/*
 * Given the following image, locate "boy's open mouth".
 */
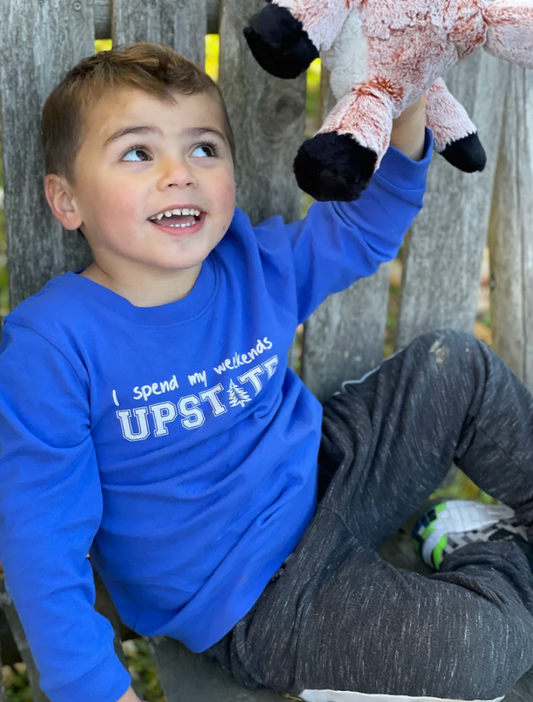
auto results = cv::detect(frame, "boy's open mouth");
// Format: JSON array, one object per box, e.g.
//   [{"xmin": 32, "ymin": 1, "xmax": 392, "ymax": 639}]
[{"xmin": 148, "ymin": 207, "xmax": 203, "ymax": 229}]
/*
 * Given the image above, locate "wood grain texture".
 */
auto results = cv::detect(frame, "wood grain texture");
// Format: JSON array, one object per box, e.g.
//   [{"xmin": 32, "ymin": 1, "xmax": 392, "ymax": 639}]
[
  {"xmin": 396, "ymin": 53, "xmax": 508, "ymax": 348},
  {"xmin": 92, "ymin": 569, "xmax": 130, "ymax": 677},
  {"xmin": 0, "ymin": 0, "xmax": 94, "ymax": 310},
  {"xmin": 504, "ymin": 668, "xmax": 533, "ymax": 702},
  {"xmin": 113, "ymin": 0, "xmax": 206, "ymax": 65},
  {"xmin": 0, "ymin": 571, "xmax": 129, "ymax": 700},
  {"xmin": 0, "ymin": 641, "xmax": 7, "ymax": 702},
  {"xmin": 96, "ymin": 0, "xmax": 220, "ymax": 38},
  {"xmin": 0, "ymin": 577, "xmax": 51, "ymax": 702},
  {"xmin": 302, "ymin": 269, "xmax": 390, "ymax": 401},
  {"xmin": 0, "ymin": 608, "xmax": 18, "ymax": 668},
  {"xmin": 301, "ymin": 71, "xmax": 390, "ymax": 401},
  {"xmin": 488, "ymin": 67, "xmax": 533, "ymax": 392},
  {"xmin": 219, "ymin": 0, "xmax": 306, "ymax": 225},
  {"xmin": 149, "ymin": 637, "xmax": 288, "ymax": 702}
]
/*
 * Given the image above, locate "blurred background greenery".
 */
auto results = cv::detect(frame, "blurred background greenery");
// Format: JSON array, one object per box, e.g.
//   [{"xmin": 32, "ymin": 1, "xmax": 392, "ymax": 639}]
[{"xmin": 0, "ymin": 36, "xmax": 494, "ymax": 701}]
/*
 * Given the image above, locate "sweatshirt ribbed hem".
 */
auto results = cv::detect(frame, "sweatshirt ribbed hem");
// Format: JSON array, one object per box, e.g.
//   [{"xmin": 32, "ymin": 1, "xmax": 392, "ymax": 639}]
[{"xmin": 375, "ymin": 128, "xmax": 433, "ymax": 191}]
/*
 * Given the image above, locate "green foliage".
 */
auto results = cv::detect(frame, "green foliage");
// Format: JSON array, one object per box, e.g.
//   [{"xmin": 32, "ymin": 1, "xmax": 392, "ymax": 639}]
[
  {"xmin": 479, "ymin": 309, "xmax": 491, "ymax": 328},
  {"xmin": 305, "ymin": 59, "xmax": 322, "ymax": 138},
  {"xmin": 1, "ymin": 640, "xmax": 166, "ymax": 702},
  {"xmin": 431, "ymin": 469, "xmax": 498, "ymax": 504},
  {"xmin": 2, "ymin": 664, "xmax": 32, "ymax": 702},
  {"xmin": 95, "ymin": 39, "xmax": 113, "ymax": 53},
  {"xmin": 205, "ymin": 35, "xmax": 219, "ymax": 81},
  {"xmin": 123, "ymin": 639, "xmax": 165, "ymax": 702}
]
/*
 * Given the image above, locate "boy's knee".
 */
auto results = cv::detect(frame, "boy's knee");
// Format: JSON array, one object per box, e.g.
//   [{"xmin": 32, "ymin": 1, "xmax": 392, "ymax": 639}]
[{"xmin": 409, "ymin": 328, "xmax": 483, "ymax": 370}]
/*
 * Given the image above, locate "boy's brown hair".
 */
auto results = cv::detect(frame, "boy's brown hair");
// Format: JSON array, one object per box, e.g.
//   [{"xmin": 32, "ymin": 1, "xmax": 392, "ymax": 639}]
[{"xmin": 41, "ymin": 42, "xmax": 236, "ymax": 183}]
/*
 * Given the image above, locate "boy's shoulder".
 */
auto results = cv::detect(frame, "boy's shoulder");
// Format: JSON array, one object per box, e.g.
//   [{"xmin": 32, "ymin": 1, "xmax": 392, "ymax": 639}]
[
  {"xmin": 1, "ymin": 273, "xmax": 97, "ymax": 383},
  {"xmin": 5, "ymin": 271, "xmax": 94, "ymax": 341},
  {"xmin": 228, "ymin": 206, "xmax": 289, "ymax": 245}
]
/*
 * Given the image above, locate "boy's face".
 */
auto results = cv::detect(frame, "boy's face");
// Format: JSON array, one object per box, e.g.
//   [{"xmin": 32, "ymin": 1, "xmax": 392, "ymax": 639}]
[{"xmin": 55, "ymin": 88, "xmax": 235, "ymax": 281}]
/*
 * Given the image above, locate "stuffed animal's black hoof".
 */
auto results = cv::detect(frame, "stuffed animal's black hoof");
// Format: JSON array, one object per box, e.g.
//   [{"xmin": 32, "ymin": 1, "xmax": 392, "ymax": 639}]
[
  {"xmin": 294, "ymin": 132, "xmax": 378, "ymax": 201},
  {"xmin": 244, "ymin": 3, "xmax": 319, "ymax": 79},
  {"xmin": 441, "ymin": 132, "xmax": 487, "ymax": 173}
]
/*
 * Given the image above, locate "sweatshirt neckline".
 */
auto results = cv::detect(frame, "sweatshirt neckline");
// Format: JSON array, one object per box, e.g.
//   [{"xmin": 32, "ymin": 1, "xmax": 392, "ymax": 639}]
[{"xmin": 58, "ymin": 257, "xmax": 218, "ymax": 326}]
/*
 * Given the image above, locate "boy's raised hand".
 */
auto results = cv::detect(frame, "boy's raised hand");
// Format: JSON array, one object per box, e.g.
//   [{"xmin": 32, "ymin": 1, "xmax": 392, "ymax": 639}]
[{"xmin": 390, "ymin": 93, "xmax": 427, "ymax": 161}]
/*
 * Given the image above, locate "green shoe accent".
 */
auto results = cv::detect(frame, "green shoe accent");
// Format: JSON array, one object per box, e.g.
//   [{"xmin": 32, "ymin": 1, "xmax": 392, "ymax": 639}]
[
  {"xmin": 432, "ymin": 534, "xmax": 448, "ymax": 570},
  {"xmin": 412, "ymin": 500, "xmax": 529, "ymax": 570},
  {"xmin": 422, "ymin": 522, "xmax": 435, "ymax": 540}
]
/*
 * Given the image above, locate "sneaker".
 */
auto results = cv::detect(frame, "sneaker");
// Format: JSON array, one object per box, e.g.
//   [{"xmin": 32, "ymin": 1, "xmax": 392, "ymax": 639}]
[{"xmin": 412, "ymin": 499, "xmax": 529, "ymax": 570}]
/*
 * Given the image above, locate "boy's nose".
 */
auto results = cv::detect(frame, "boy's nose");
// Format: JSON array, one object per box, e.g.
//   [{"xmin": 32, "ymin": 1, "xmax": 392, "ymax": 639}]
[{"xmin": 158, "ymin": 157, "xmax": 198, "ymax": 189}]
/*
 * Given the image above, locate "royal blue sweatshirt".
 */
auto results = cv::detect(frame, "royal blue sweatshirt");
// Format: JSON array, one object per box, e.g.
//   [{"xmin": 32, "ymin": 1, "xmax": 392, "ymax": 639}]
[{"xmin": 0, "ymin": 135, "xmax": 431, "ymax": 702}]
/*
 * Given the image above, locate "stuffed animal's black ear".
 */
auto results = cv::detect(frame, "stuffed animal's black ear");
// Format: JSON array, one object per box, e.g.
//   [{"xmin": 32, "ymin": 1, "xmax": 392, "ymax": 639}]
[
  {"xmin": 244, "ymin": 3, "xmax": 319, "ymax": 79},
  {"xmin": 440, "ymin": 133, "xmax": 487, "ymax": 173}
]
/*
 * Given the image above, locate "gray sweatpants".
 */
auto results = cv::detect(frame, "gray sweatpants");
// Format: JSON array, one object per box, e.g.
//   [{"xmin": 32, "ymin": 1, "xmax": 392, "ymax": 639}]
[{"xmin": 205, "ymin": 330, "xmax": 533, "ymax": 701}]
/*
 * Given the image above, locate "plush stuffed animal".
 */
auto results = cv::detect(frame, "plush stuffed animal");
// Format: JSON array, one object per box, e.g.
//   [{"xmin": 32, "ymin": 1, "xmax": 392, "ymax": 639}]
[{"xmin": 244, "ymin": 0, "xmax": 533, "ymax": 201}]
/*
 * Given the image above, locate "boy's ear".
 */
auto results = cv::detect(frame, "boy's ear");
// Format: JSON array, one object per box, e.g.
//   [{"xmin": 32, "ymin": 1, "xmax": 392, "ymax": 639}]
[{"xmin": 44, "ymin": 174, "xmax": 83, "ymax": 230}]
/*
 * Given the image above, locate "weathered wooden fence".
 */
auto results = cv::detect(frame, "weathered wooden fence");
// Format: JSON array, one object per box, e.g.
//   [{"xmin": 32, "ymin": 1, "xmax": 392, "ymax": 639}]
[{"xmin": 0, "ymin": 0, "xmax": 533, "ymax": 700}]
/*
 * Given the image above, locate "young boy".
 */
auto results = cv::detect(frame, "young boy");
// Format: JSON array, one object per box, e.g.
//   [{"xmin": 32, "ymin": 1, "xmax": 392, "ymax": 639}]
[{"xmin": 0, "ymin": 42, "xmax": 532, "ymax": 702}]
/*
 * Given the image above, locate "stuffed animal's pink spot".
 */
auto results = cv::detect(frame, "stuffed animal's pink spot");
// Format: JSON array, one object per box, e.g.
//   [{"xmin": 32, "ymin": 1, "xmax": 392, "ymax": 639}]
[
  {"xmin": 361, "ymin": 76, "xmax": 405, "ymax": 103},
  {"xmin": 450, "ymin": 12, "xmax": 487, "ymax": 58}
]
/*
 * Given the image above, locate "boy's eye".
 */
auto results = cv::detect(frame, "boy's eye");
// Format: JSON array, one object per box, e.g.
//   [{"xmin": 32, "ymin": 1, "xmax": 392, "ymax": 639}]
[
  {"xmin": 122, "ymin": 147, "xmax": 151, "ymax": 162},
  {"xmin": 192, "ymin": 143, "xmax": 217, "ymax": 158}
]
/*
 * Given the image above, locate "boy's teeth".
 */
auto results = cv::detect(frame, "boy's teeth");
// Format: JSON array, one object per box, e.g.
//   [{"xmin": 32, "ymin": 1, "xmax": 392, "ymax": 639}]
[{"xmin": 149, "ymin": 208, "xmax": 202, "ymax": 221}]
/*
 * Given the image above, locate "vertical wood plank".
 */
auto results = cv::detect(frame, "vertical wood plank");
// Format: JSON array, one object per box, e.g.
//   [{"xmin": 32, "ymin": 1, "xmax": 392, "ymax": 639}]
[
  {"xmin": 302, "ymin": 270, "xmax": 389, "ymax": 401},
  {"xmin": 396, "ymin": 53, "xmax": 508, "ymax": 348},
  {"xmin": 301, "ymin": 70, "xmax": 390, "ymax": 401},
  {"xmin": 92, "ymin": 569, "xmax": 130, "ymax": 674},
  {"xmin": 488, "ymin": 66, "xmax": 533, "ymax": 391},
  {"xmin": 0, "ymin": 0, "xmax": 94, "ymax": 310},
  {"xmin": 113, "ymin": 0, "xmax": 207, "ymax": 65},
  {"xmin": 0, "ymin": 639, "xmax": 7, "ymax": 702},
  {"xmin": 96, "ymin": 0, "xmax": 219, "ymax": 39},
  {"xmin": 503, "ymin": 668, "xmax": 533, "ymax": 702},
  {"xmin": 218, "ymin": 0, "xmax": 306, "ymax": 225},
  {"xmin": 0, "ymin": 578, "xmax": 50, "ymax": 702},
  {"xmin": 0, "ymin": 573, "xmax": 129, "ymax": 702}
]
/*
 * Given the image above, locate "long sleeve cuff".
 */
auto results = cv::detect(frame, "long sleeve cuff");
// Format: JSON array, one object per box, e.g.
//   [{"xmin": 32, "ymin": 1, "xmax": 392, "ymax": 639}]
[
  {"xmin": 46, "ymin": 649, "xmax": 131, "ymax": 702},
  {"xmin": 374, "ymin": 127, "xmax": 433, "ymax": 192}
]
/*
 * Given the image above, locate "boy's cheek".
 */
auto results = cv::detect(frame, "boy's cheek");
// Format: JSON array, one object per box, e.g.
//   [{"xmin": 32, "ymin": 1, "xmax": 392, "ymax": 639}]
[
  {"xmin": 220, "ymin": 180, "xmax": 236, "ymax": 208},
  {"xmin": 215, "ymin": 210, "xmax": 234, "ymax": 241}
]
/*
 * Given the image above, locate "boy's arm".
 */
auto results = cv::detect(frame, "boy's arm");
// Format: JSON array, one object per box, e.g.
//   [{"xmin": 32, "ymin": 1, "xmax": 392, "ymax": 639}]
[
  {"xmin": 253, "ymin": 97, "xmax": 432, "ymax": 325},
  {"xmin": 0, "ymin": 323, "xmax": 131, "ymax": 702},
  {"xmin": 389, "ymin": 94, "xmax": 427, "ymax": 161}
]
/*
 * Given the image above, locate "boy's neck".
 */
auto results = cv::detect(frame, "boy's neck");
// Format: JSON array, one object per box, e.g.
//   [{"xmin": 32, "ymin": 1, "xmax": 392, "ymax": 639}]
[{"xmin": 80, "ymin": 261, "xmax": 202, "ymax": 307}]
